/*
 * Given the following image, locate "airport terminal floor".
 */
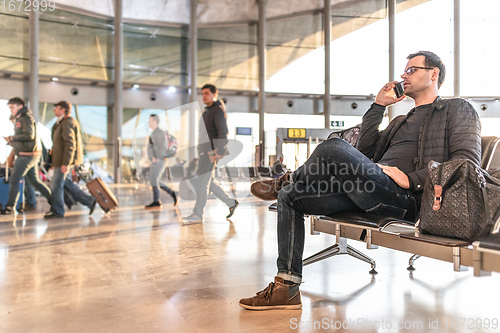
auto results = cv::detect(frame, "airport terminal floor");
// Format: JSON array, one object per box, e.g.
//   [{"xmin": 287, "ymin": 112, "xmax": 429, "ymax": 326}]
[{"xmin": 1, "ymin": 183, "xmax": 500, "ymax": 333}]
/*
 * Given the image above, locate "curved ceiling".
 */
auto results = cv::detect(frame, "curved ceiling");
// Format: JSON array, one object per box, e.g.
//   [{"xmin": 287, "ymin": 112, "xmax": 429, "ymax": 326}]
[{"xmin": 55, "ymin": 0, "xmax": 360, "ymax": 26}]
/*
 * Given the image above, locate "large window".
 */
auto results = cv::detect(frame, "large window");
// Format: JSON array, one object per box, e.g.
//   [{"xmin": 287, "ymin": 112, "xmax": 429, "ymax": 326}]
[
  {"xmin": 197, "ymin": 25, "xmax": 258, "ymax": 90},
  {"xmin": 460, "ymin": 0, "xmax": 500, "ymax": 96},
  {"xmin": 0, "ymin": 13, "xmax": 28, "ymax": 73},
  {"xmin": 124, "ymin": 24, "xmax": 187, "ymax": 86},
  {"xmin": 266, "ymin": 0, "xmax": 459, "ymax": 97},
  {"xmin": 267, "ymin": 0, "xmax": 389, "ymax": 95}
]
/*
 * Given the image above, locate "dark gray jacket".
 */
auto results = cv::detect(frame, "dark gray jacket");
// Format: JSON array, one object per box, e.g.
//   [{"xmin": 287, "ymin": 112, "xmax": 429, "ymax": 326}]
[
  {"xmin": 148, "ymin": 127, "xmax": 167, "ymax": 160},
  {"xmin": 11, "ymin": 107, "xmax": 41, "ymax": 155},
  {"xmin": 357, "ymin": 97, "xmax": 481, "ymax": 192},
  {"xmin": 198, "ymin": 100, "xmax": 228, "ymax": 156}
]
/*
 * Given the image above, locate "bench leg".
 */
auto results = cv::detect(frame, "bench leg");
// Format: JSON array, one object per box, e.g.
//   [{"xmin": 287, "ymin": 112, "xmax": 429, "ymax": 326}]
[
  {"xmin": 472, "ymin": 245, "xmax": 492, "ymax": 277},
  {"xmin": 303, "ymin": 243, "xmax": 343, "ymax": 266},
  {"xmin": 303, "ymin": 237, "xmax": 377, "ymax": 274},
  {"xmin": 453, "ymin": 247, "xmax": 468, "ymax": 272},
  {"xmin": 310, "ymin": 216, "xmax": 320, "ymax": 236},
  {"xmin": 407, "ymin": 254, "xmax": 421, "ymax": 271},
  {"xmin": 346, "ymin": 243, "xmax": 378, "ymax": 275}
]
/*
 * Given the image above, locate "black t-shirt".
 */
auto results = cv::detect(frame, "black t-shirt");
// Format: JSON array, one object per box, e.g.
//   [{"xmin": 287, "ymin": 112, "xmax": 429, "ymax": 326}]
[{"xmin": 378, "ymin": 103, "xmax": 431, "ymax": 174}]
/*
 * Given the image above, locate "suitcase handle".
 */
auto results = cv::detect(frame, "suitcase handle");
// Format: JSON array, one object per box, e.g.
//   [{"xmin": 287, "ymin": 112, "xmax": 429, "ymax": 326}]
[{"xmin": 96, "ymin": 190, "xmax": 108, "ymax": 204}]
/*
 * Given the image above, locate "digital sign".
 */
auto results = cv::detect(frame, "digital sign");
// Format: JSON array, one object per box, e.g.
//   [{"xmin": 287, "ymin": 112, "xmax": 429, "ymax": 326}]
[{"xmin": 288, "ymin": 128, "xmax": 306, "ymax": 138}]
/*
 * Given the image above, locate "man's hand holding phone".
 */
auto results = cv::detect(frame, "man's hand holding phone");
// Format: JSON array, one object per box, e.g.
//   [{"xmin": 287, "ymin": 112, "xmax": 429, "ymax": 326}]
[{"xmin": 374, "ymin": 81, "xmax": 405, "ymax": 107}]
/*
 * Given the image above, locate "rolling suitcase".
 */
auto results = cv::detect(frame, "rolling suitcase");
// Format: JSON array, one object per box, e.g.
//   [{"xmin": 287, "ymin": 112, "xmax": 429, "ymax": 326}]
[
  {"xmin": 86, "ymin": 178, "xmax": 118, "ymax": 213},
  {"xmin": 0, "ymin": 150, "xmax": 24, "ymax": 212}
]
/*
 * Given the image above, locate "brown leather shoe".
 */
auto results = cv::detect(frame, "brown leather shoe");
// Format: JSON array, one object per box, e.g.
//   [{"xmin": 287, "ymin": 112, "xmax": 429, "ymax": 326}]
[
  {"xmin": 239, "ymin": 276, "xmax": 301, "ymax": 310},
  {"xmin": 250, "ymin": 172, "xmax": 291, "ymax": 201}
]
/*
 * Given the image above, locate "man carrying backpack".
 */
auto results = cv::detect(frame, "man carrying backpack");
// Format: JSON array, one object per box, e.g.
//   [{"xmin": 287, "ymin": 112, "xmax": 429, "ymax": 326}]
[{"xmin": 145, "ymin": 114, "xmax": 177, "ymax": 209}]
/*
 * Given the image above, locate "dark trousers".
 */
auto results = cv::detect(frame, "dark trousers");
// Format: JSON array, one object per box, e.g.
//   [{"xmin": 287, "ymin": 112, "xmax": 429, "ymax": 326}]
[
  {"xmin": 276, "ymin": 138, "xmax": 418, "ymax": 284},
  {"xmin": 191, "ymin": 152, "xmax": 235, "ymax": 217}
]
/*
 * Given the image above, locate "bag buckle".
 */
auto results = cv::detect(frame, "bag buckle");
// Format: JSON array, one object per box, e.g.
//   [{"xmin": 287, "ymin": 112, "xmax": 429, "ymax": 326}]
[{"xmin": 433, "ymin": 185, "xmax": 443, "ymax": 211}]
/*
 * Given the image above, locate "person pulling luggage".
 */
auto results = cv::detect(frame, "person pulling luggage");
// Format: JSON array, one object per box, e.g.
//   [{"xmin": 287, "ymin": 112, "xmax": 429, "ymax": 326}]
[{"xmin": 44, "ymin": 101, "xmax": 97, "ymax": 218}]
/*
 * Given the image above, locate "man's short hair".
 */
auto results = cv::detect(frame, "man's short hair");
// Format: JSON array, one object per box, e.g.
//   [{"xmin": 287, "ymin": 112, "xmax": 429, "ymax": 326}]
[
  {"xmin": 149, "ymin": 114, "xmax": 160, "ymax": 124},
  {"xmin": 407, "ymin": 51, "xmax": 446, "ymax": 89},
  {"xmin": 201, "ymin": 84, "xmax": 217, "ymax": 94},
  {"xmin": 54, "ymin": 101, "xmax": 72, "ymax": 115},
  {"xmin": 8, "ymin": 97, "xmax": 25, "ymax": 107}
]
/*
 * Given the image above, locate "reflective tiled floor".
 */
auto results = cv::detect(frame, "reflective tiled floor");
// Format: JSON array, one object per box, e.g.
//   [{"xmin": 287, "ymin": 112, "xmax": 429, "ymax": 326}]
[{"xmin": 1, "ymin": 183, "xmax": 499, "ymax": 333}]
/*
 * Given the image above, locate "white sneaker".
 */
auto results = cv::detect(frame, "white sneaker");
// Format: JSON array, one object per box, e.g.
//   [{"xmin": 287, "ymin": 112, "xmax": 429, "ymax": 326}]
[{"xmin": 183, "ymin": 214, "xmax": 203, "ymax": 225}]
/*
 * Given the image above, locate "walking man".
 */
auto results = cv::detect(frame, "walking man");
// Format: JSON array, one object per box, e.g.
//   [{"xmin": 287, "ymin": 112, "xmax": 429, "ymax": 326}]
[
  {"xmin": 45, "ymin": 101, "xmax": 96, "ymax": 218},
  {"xmin": 183, "ymin": 84, "xmax": 239, "ymax": 224},
  {"xmin": 145, "ymin": 114, "xmax": 177, "ymax": 208},
  {"xmin": 2, "ymin": 97, "xmax": 52, "ymax": 215}
]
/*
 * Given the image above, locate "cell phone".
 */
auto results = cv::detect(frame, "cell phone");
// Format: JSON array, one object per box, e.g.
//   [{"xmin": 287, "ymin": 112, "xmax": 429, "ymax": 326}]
[{"xmin": 394, "ymin": 81, "xmax": 404, "ymax": 98}]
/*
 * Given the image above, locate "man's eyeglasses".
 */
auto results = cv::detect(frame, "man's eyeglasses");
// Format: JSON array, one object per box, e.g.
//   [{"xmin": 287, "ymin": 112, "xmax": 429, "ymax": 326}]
[{"xmin": 403, "ymin": 66, "xmax": 435, "ymax": 76}]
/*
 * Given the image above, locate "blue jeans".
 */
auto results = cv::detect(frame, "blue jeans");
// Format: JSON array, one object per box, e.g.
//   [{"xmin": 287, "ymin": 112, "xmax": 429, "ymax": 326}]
[
  {"xmin": 149, "ymin": 159, "xmax": 174, "ymax": 202},
  {"xmin": 51, "ymin": 167, "xmax": 95, "ymax": 216},
  {"xmin": 24, "ymin": 178, "xmax": 37, "ymax": 207},
  {"xmin": 7, "ymin": 155, "xmax": 51, "ymax": 208},
  {"xmin": 191, "ymin": 152, "xmax": 236, "ymax": 217},
  {"xmin": 276, "ymin": 138, "xmax": 418, "ymax": 284}
]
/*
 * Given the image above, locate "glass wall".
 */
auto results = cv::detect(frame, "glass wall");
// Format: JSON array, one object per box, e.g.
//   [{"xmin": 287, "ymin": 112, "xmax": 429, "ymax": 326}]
[
  {"xmin": 267, "ymin": 0, "xmax": 389, "ymax": 95},
  {"xmin": 1, "ymin": 0, "xmax": 498, "ymax": 98},
  {"xmin": 38, "ymin": 10, "xmax": 114, "ymax": 81},
  {"xmin": 124, "ymin": 24, "xmax": 188, "ymax": 86},
  {"xmin": 0, "ymin": 11, "xmax": 29, "ymax": 73},
  {"xmin": 394, "ymin": 0, "xmax": 454, "ymax": 97},
  {"xmin": 197, "ymin": 25, "xmax": 258, "ymax": 90},
  {"xmin": 460, "ymin": 0, "xmax": 500, "ymax": 96}
]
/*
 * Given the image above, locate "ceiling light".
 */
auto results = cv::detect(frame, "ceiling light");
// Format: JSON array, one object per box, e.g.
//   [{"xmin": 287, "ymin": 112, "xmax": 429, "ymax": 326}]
[
  {"xmin": 51, "ymin": 77, "xmax": 59, "ymax": 82},
  {"xmin": 167, "ymin": 86, "xmax": 176, "ymax": 93},
  {"xmin": 133, "ymin": 84, "xmax": 139, "ymax": 89}
]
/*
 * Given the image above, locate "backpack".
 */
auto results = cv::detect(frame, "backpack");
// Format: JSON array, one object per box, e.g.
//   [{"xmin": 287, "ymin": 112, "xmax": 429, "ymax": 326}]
[{"xmin": 165, "ymin": 132, "xmax": 178, "ymax": 158}]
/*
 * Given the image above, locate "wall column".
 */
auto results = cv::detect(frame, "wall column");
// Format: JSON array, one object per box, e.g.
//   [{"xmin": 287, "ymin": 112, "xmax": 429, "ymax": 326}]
[
  {"xmin": 258, "ymin": 0, "xmax": 267, "ymax": 163},
  {"xmin": 29, "ymin": 11, "xmax": 39, "ymax": 121},
  {"xmin": 454, "ymin": 0, "xmax": 460, "ymax": 97},
  {"xmin": 388, "ymin": 0, "xmax": 396, "ymax": 120},
  {"xmin": 189, "ymin": 0, "xmax": 198, "ymax": 161},
  {"xmin": 324, "ymin": 0, "xmax": 331, "ymax": 129},
  {"xmin": 113, "ymin": 0, "xmax": 123, "ymax": 183}
]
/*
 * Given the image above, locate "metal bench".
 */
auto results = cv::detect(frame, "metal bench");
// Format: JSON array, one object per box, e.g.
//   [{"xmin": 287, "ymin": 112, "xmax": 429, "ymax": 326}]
[{"xmin": 268, "ymin": 136, "xmax": 500, "ymax": 275}]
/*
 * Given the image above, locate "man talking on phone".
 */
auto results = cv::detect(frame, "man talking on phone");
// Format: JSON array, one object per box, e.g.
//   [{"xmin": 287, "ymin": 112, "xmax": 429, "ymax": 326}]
[{"xmin": 241, "ymin": 51, "xmax": 481, "ymax": 310}]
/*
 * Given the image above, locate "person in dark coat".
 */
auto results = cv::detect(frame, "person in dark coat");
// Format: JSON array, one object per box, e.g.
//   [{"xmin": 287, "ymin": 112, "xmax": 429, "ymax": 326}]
[
  {"xmin": 241, "ymin": 51, "xmax": 481, "ymax": 310},
  {"xmin": 2, "ymin": 97, "xmax": 51, "ymax": 215},
  {"xmin": 182, "ymin": 84, "xmax": 238, "ymax": 224}
]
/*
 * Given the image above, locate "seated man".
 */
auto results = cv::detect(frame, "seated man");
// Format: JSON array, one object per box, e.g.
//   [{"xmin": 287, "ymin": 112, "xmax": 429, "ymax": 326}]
[
  {"xmin": 272, "ymin": 156, "xmax": 287, "ymax": 178},
  {"xmin": 241, "ymin": 51, "xmax": 481, "ymax": 310}
]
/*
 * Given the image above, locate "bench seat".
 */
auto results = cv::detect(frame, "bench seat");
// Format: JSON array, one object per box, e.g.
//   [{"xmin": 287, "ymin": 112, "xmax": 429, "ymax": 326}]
[{"xmin": 265, "ymin": 136, "xmax": 500, "ymax": 275}]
